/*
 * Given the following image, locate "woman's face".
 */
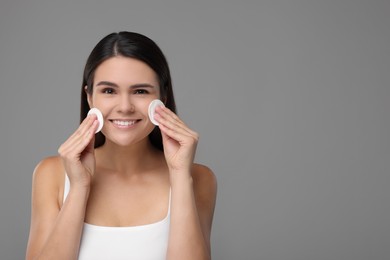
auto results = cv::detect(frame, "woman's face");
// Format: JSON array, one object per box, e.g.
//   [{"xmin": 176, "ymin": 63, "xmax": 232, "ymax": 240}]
[{"xmin": 87, "ymin": 56, "xmax": 160, "ymax": 147}]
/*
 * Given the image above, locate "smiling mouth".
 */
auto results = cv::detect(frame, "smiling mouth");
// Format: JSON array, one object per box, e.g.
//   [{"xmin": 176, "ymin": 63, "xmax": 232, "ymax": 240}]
[{"xmin": 111, "ymin": 120, "xmax": 139, "ymax": 126}]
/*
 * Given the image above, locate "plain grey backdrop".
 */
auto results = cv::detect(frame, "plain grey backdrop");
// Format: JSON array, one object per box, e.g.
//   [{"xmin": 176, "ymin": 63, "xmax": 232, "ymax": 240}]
[{"xmin": 1, "ymin": 0, "xmax": 389, "ymax": 259}]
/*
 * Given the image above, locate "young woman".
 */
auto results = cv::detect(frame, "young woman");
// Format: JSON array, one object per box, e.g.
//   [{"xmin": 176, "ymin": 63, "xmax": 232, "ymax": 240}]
[{"xmin": 26, "ymin": 31, "xmax": 217, "ymax": 260}]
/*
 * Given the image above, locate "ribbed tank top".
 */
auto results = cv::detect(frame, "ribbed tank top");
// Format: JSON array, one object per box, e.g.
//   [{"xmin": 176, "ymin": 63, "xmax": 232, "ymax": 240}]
[{"xmin": 63, "ymin": 175, "xmax": 170, "ymax": 260}]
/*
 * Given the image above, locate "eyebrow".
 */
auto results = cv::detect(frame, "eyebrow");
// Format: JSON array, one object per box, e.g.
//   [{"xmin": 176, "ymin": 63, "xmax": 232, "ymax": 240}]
[{"xmin": 96, "ymin": 81, "xmax": 157, "ymax": 89}]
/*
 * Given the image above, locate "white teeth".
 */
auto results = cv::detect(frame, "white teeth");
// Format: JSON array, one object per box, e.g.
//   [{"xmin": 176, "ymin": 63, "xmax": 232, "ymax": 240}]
[{"xmin": 113, "ymin": 120, "xmax": 136, "ymax": 126}]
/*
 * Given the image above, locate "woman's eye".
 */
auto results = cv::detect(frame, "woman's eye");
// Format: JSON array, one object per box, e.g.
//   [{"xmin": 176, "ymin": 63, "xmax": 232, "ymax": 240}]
[
  {"xmin": 134, "ymin": 89, "xmax": 148, "ymax": 94},
  {"xmin": 103, "ymin": 88, "xmax": 114, "ymax": 94}
]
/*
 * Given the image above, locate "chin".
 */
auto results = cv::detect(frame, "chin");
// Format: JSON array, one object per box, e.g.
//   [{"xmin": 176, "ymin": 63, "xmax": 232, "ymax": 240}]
[
  {"xmin": 106, "ymin": 133, "xmax": 151, "ymax": 147},
  {"xmin": 102, "ymin": 126, "xmax": 155, "ymax": 147}
]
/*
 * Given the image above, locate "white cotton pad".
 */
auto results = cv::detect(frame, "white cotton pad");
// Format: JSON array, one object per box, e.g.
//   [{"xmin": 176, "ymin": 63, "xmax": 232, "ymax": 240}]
[
  {"xmin": 87, "ymin": 108, "xmax": 104, "ymax": 133},
  {"xmin": 148, "ymin": 99, "xmax": 165, "ymax": 126}
]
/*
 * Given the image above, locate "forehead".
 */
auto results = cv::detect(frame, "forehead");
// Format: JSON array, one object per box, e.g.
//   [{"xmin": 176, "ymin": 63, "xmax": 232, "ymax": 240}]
[{"xmin": 94, "ymin": 56, "xmax": 159, "ymax": 87}]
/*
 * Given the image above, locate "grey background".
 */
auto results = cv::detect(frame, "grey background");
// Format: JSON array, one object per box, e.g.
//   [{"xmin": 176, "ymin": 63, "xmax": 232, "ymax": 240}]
[{"xmin": 1, "ymin": 0, "xmax": 389, "ymax": 259}]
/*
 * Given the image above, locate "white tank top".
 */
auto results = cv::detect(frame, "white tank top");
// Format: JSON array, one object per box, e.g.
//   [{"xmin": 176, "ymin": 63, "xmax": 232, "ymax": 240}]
[{"xmin": 64, "ymin": 175, "xmax": 170, "ymax": 260}]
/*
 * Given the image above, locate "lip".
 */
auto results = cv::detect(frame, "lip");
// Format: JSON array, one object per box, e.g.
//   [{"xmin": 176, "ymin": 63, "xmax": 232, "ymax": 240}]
[{"xmin": 109, "ymin": 119, "xmax": 141, "ymax": 129}]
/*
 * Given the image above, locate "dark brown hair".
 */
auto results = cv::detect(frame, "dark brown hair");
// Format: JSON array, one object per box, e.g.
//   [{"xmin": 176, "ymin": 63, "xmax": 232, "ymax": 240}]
[{"xmin": 80, "ymin": 31, "xmax": 176, "ymax": 151}]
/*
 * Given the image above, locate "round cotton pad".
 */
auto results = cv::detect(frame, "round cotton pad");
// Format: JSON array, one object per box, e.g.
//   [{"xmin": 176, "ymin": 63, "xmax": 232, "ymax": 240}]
[
  {"xmin": 87, "ymin": 108, "xmax": 104, "ymax": 133},
  {"xmin": 148, "ymin": 99, "xmax": 165, "ymax": 126}
]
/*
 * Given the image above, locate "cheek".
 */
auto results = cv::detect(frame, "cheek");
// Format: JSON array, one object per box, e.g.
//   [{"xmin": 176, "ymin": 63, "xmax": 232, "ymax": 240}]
[
  {"xmin": 134, "ymin": 99, "xmax": 154, "ymax": 115},
  {"xmin": 89, "ymin": 98, "xmax": 114, "ymax": 118},
  {"xmin": 92, "ymin": 98, "xmax": 109, "ymax": 109}
]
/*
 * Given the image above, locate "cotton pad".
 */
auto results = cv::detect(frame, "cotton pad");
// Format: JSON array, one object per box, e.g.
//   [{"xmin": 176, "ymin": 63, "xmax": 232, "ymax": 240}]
[
  {"xmin": 148, "ymin": 99, "xmax": 165, "ymax": 126},
  {"xmin": 87, "ymin": 108, "xmax": 104, "ymax": 133}
]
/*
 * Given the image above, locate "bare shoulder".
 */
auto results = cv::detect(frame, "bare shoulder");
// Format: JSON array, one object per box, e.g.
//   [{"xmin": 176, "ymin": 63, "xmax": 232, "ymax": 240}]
[
  {"xmin": 33, "ymin": 156, "xmax": 63, "ymax": 182},
  {"xmin": 191, "ymin": 163, "xmax": 217, "ymax": 240},
  {"xmin": 191, "ymin": 163, "xmax": 217, "ymax": 190},
  {"xmin": 32, "ymin": 156, "xmax": 64, "ymax": 205},
  {"xmin": 191, "ymin": 163, "xmax": 217, "ymax": 206},
  {"xmin": 26, "ymin": 157, "xmax": 65, "ymax": 259}
]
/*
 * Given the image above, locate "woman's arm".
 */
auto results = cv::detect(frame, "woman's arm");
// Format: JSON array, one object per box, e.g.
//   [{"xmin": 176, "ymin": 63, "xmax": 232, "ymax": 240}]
[
  {"xmin": 25, "ymin": 157, "xmax": 90, "ymax": 260},
  {"xmin": 168, "ymin": 164, "xmax": 217, "ymax": 260},
  {"xmin": 154, "ymin": 106, "xmax": 217, "ymax": 260},
  {"xmin": 26, "ymin": 114, "xmax": 98, "ymax": 260}
]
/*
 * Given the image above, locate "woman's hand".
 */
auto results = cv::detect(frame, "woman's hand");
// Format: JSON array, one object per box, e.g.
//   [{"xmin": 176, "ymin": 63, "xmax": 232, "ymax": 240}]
[
  {"xmin": 154, "ymin": 106, "xmax": 199, "ymax": 175},
  {"xmin": 57, "ymin": 114, "xmax": 99, "ymax": 188}
]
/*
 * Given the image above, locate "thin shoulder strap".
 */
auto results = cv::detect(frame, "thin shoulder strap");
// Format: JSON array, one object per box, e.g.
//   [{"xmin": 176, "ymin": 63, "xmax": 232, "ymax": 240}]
[
  {"xmin": 167, "ymin": 188, "xmax": 172, "ymax": 215},
  {"xmin": 63, "ymin": 173, "xmax": 70, "ymax": 203}
]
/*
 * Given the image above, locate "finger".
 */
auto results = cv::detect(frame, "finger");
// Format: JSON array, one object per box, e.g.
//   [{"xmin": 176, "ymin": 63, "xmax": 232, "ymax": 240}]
[
  {"xmin": 155, "ymin": 113, "xmax": 194, "ymax": 141},
  {"xmin": 156, "ymin": 106, "xmax": 190, "ymax": 130},
  {"xmin": 58, "ymin": 117, "xmax": 98, "ymax": 157},
  {"xmin": 68, "ymin": 114, "xmax": 98, "ymax": 140},
  {"xmin": 155, "ymin": 107, "xmax": 198, "ymax": 136},
  {"xmin": 158, "ymin": 120, "xmax": 199, "ymax": 145},
  {"xmin": 65, "ymin": 118, "xmax": 97, "ymax": 150},
  {"xmin": 60, "ymin": 116, "xmax": 96, "ymax": 152},
  {"xmin": 157, "ymin": 106, "xmax": 182, "ymax": 123},
  {"xmin": 70, "ymin": 121, "xmax": 97, "ymax": 152},
  {"xmin": 157, "ymin": 116, "xmax": 198, "ymax": 145},
  {"xmin": 84, "ymin": 124, "xmax": 97, "ymax": 153},
  {"xmin": 61, "ymin": 117, "xmax": 93, "ymax": 153},
  {"xmin": 59, "ymin": 128, "xmax": 95, "ymax": 159}
]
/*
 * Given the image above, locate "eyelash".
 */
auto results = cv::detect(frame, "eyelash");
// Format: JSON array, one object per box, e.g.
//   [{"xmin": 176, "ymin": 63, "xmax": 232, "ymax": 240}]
[
  {"xmin": 134, "ymin": 89, "xmax": 149, "ymax": 94},
  {"xmin": 102, "ymin": 88, "xmax": 115, "ymax": 94},
  {"xmin": 101, "ymin": 88, "xmax": 149, "ymax": 95}
]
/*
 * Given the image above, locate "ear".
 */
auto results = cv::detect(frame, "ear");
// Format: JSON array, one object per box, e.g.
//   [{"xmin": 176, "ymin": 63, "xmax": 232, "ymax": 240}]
[{"xmin": 85, "ymin": 85, "xmax": 93, "ymax": 108}]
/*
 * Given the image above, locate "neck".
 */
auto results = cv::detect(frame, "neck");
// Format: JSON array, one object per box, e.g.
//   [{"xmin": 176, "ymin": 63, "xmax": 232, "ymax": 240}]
[{"xmin": 96, "ymin": 139, "xmax": 163, "ymax": 175}]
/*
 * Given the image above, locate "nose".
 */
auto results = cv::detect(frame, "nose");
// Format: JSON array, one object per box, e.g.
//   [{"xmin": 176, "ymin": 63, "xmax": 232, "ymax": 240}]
[{"xmin": 117, "ymin": 94, "xmax": 135, "ymax": 113}]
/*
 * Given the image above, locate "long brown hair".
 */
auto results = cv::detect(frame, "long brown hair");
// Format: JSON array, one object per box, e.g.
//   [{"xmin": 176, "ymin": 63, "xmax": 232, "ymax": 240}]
[{"xmin": 80, "ymin": 31, "xmax": 176, "ymax": 151}]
